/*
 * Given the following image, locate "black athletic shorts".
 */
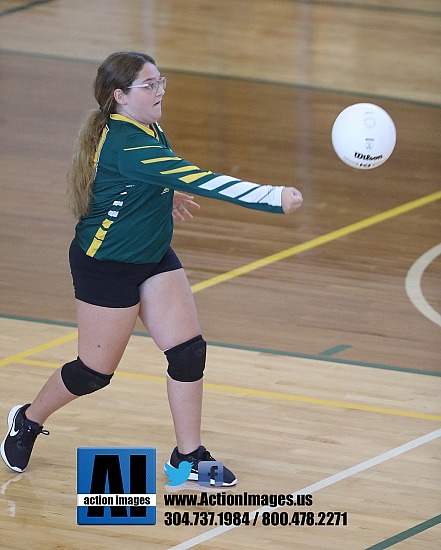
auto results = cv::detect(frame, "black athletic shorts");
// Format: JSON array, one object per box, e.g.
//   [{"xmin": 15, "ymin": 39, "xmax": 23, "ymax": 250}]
[{"xmin": 69, "ymin": 238, "xmax": 182, "ymax": 308}]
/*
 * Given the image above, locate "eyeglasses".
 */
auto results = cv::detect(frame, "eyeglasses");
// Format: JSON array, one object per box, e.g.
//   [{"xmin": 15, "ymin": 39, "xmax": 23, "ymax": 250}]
[{"xmin": 127, "ymin": 76, "xmax": 167, "ymax": 95}]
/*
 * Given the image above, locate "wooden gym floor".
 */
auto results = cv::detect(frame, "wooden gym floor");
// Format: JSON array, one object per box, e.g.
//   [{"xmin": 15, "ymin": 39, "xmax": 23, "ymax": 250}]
[{"xmin": 0, "ymin": 1, "xmax": 440, "ymax": 549}]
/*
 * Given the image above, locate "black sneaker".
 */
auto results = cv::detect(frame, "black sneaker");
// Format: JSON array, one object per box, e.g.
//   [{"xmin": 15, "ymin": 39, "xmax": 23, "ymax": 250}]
[
  {"xmin": 0, "ymin": 404, "xmax": 49, "ymax": 473},
  {"xmin": 167, "ymin": 445, "xmax": 237, "ymax": 486}
]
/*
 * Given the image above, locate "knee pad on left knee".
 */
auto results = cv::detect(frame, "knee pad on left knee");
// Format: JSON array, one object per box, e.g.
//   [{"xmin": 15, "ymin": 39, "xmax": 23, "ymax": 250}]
[
  {"xmin": 61, "ymin": 357, "xmax": 113, "ymax": 396},
  {"xmin": 165, "ymin": 335, "xmax": 206, "ymax": 382}
]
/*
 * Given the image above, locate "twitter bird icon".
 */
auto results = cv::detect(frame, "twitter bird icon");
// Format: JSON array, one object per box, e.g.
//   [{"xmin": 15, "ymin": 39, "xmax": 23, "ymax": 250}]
[{"xmin": 164, "ymin": 461, "xmax": 193, "ymax": 486}]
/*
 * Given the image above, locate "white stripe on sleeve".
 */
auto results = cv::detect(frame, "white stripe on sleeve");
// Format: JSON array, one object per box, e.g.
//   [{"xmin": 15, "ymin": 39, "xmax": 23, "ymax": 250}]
[
  {"xmin": 198, "ymin": 175, "xmax": 239, "ymax": 191},
  {"xmin": 218, "ymin": 181, "xmax": 259, "ymax": 198},
  {"xmin": 238, "ymin": 185, "xmax": 283, "ymax": 207}
]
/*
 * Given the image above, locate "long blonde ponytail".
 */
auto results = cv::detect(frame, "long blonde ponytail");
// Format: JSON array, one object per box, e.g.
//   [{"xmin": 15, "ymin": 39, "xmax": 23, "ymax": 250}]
[
  {"xmin": 66, "ymin": 51, "xmax": 156, "ymax": 220},
  {"xmin": 67, "ymin": 109, "xmax": 107, "ymax": 219}
]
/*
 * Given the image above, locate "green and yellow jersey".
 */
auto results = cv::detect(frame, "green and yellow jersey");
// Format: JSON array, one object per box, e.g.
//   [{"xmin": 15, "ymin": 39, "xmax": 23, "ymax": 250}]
[{"xmin": 75, "ymin": 114, "xmax": 284, "ymax": 263}]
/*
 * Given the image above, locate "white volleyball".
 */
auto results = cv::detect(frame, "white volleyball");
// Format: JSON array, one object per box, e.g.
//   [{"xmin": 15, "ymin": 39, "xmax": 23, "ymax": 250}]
[{"xmin": 332, "ymin": 103, "xmax": 396, "ymax": 169}]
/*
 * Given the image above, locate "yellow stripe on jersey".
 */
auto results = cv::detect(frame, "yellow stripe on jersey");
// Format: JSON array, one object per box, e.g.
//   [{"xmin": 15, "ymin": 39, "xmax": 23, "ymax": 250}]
[
  {"xmin": 86, "ymin": 219, "xmax": 114, "ymax": 257},
  {"xmin": 179, "ymin": 171, "xmax": 213, "ymax": 184},
  {"xmin": 141, "ymin": 156, "xmax": 181, "ymax": 164},
  {"xmin": 86, "ymin": 237, "xmax": 103, "ymax": 257},
  {"xmin": 110, "ymin": 114, "xmax": 157, "ymax": 137},
  {"xmin": 93, "ymin": 125, "xmax": 109, "ymax": 167},
  {"xmin": 95, "ymin": 228, "xmax": 107, "ymax": 241},
  {"xmin": 124, "ymin": 145, "xmax": 163, "ymax": 151},
  {"xmin": 160, "ymin": 165, "xmax": 200, "ymax": 175},
  {"xmin": 102, "ymin": 218, "xmax": 114, "ymax": 229}
]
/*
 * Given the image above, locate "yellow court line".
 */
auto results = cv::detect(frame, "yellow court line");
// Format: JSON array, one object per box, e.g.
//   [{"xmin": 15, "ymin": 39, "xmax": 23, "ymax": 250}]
[
  {"xmin": 204, "ymin": 382, "xmax": 441, "ymax": 422},
  {"xmin": 10, "ymin": 359, "xmax": 441, "ymax": 422},
  {"xmin": 0, "ymin": 331, "xmax": 78, "ymax": 368},
  {"xmin": 1, "ymin": 191, "xmax": 440, "ymax": 393},
  {"xmin": 1, "ymin": 190, "xmax": 439, "ymax": 365},
  {"xmin": 191, "ymin": 190, "xmax": 441, "ymax": 293}
]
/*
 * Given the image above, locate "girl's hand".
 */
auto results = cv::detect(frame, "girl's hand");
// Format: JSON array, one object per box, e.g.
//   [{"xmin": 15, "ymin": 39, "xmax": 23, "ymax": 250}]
[
  {"xmin": 281, "ymin": 187, "xmax": 303, "ymax": 214},
  {"xmin": 172, "ymin": 191, "xmax": 201, "ymax": 221}
]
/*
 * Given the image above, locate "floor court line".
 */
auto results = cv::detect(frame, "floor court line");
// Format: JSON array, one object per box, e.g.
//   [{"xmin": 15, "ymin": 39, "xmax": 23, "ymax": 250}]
[
  {"xmin": 0, "ymin": 0, "xmax": 57, "ymax": 18},
  {"xmin": 2, "ymin": 49, "xmax": 440, "ymax": 110},
  {"xmin": 365, "ymin": 513, "xmax": 441, "ymax": 550},
  {"xmin": 6, "ymin": 358, "xmax": 441, "ymax": 422},
  {"xmin": 191, "ymin": 190, "xmax": 441, "ymax": 293},
  {"xmin": 0, "ymin": 330, "xmax": 78, "ymax": 368},
  {"xmin": 2, "ymin": 314, "xmax": 440, "ymax": 377},
  {"xmin": 405, "ymin": 243, "xmax": 441, "ymax": 328},
  {"xmin": 167, "ymin": 428, "xmax": 441, "ymax": 550},
  {"xmin": 1, "ymin": 192, "xmax": 440, "ymax": 370},
  {"xmin": 3, "ymin": 313, "xmax": 440, "ymax": 378}
]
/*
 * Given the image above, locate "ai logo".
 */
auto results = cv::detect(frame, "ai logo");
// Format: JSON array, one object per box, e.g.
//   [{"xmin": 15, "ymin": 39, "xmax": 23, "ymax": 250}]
[{"xmin": 77, "ymin": 448, "xmax": 156, "ymax": 525}]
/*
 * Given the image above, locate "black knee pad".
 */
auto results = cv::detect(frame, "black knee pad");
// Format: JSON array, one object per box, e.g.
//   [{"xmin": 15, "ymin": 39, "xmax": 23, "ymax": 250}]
[
  {"xmin": 165, "ymin": 335, "xmax": 206, "ymax": 382},
  {"xmin": 61, "ymin": 357, "xmax": 113, "ymax": 396}
]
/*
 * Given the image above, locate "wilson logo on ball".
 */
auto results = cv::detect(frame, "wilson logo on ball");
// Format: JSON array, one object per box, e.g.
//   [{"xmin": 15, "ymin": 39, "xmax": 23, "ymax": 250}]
[
  {"xmin": 354, "ymin": 152, "xmax": 383, "ymax": 161},
  {"xmin": 332, "ymin": 103, "xmax": 396, "ymax": 170}
]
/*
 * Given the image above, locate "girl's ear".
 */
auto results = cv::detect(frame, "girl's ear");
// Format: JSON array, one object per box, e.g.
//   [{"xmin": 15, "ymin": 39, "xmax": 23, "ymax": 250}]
[{"xmin": 113, "ymin": 89, "xmax": 127, "ymax": 105}]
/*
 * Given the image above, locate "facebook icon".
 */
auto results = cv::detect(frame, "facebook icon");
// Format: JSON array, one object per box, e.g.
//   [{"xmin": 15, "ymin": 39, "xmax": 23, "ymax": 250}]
[{"xmin": 198, "ymin": 461, "xmax": 224, "ymax": 487}]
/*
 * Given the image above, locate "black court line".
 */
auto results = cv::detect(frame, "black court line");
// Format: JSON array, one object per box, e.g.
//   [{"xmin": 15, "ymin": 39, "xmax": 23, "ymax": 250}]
[
  {"xmin": 364, "ymin": 514, "xmax": 441, "ymax": 550},
  {"xmin": 1, "ymin": 48, "xmax": 440, "ymax": 110},
  {"xmin": 1, "ymin": 313, "xmax": 440, "ymax": 378},
  {"xmin": 292, "ymin": 0, "xmax": 441, "ymax": 18},
  {"xmin": 1, "ymin": 0, "xmax": 439, "ymax": 20},
  {"xmin": 0, "ymin": 0, "xmax": 58, "ymax": 18}
]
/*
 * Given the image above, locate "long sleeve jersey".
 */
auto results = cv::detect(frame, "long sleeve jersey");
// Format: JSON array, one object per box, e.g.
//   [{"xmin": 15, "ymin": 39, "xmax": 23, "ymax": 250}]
[{"xmin": 75, "ymin": 114, "xmax": 284, "ymax": 263}]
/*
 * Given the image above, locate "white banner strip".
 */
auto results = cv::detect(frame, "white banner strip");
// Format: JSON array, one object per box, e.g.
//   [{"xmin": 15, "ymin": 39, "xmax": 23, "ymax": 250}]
[{"xmin": 77, "ymin": 494, "xmax": 156, "ymax": 507}]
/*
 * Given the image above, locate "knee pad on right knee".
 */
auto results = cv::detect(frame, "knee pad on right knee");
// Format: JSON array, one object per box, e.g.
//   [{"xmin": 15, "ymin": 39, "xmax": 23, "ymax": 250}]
[
  {"xmin": 61, "ymin": 357, "xmax": 113, "ymax": 396},
  {"xmin": 165, "ymin": 335, "xmax": 206, "ymax": 382}
]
